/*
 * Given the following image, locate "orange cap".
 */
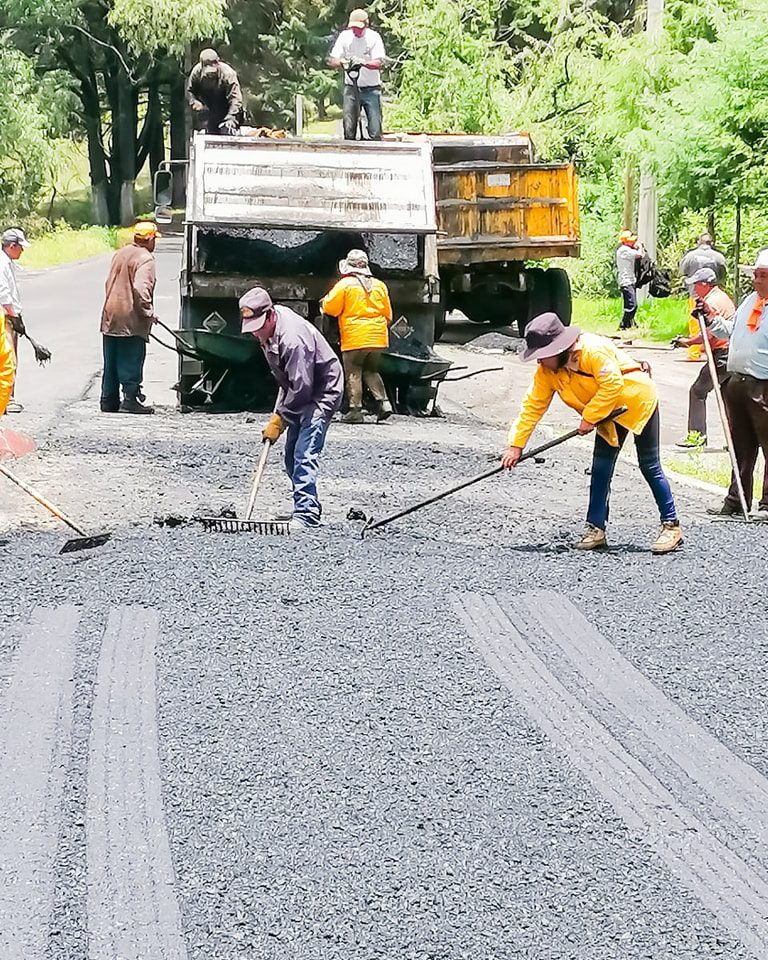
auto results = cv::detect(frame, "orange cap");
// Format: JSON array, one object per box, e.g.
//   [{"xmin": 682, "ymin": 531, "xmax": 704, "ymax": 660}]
[
  {"xmin": 134, "ymin": 221, "xmax": 159, "ymax": 240},
  {"xmin": 619, "ymin": 229, "xmax": 637, "ymax": 244}
]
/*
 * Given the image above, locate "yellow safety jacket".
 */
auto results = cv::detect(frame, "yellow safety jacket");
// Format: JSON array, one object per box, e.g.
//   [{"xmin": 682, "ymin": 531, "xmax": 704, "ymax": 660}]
[
  {"xmin": 321, "ymin": 276, "xmax": 392, "ymax": 352},
  {"xmin": 508, "ymin": 333, "xmax": 658, "ymax": 449}
]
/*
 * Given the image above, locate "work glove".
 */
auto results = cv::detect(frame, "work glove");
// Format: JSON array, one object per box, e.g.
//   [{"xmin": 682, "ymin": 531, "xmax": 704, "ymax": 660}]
[
  {"xmin": 671, "ymin": 335, "xmax": 686, "ymax": 349},
  {"xmin": 8, "ymin": 314, "xmax": 25, "ymax": 336},
  {"xmin": 218, "ymin": 119, "xmax": 237, "ymax": 136},
  {"xmin": 262, "ymin": 413, "xmax": 286, "ymax": 443}
]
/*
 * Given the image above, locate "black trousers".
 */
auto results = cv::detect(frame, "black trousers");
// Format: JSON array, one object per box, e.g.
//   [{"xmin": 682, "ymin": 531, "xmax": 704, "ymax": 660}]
[
  {"xmin": 688, "ymin": 348, "xmax": 729, "ymax": 435},
  {"xmin": 724, "ymin": 373, "xmax": 768, "ymax": 511},
  {"xmin": 101, "ymin": 335, "xmax": 146, "ymax": 408},
  {"xmin": 619, "ymin": 285, "xmax": 638, "ymax": 329}
]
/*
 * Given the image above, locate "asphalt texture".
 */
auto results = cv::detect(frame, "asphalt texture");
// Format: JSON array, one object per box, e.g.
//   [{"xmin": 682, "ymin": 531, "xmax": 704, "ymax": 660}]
[{"xmin": 2, "ymin": 250, "xmax": 768, "ymax": 957}]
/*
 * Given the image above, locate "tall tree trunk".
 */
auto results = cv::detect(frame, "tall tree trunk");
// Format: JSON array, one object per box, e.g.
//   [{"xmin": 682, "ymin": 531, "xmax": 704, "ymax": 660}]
[
  {"xmin": 623, "ymin": 162, "xmax": 634, "ymax": 230},
  {"xmin": 734, "ymin": 196, "xmax": 742, "ymax": 303},
  {"xmin": 169, "ymin": 67, "xmax": 189, "ymax": 207},
  {"xmin": 707, "ymin": 207, "xmax": 716, "ymax": 241},
  {"xmin": 117, "ymin": 70, "xmax": 137, "ymax": 225}
]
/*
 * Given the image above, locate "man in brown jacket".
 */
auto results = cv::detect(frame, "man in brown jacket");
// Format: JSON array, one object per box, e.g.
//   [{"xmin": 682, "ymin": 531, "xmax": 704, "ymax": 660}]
[{"xmin": 100, "ymin": 222, "xmax": 158, "ymax": 414}]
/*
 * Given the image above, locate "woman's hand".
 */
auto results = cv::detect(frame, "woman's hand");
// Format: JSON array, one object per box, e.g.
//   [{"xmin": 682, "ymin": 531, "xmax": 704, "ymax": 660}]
[
  {"xmin": 501, "ymin": 446, "xmax": 523, "ymax": 469},
  {"xmin": 578, "ymin": 419, "xmax": 597, "ymax": 435}
]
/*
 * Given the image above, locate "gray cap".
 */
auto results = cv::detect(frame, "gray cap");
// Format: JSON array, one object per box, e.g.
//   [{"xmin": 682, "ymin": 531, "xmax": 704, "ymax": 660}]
[
  {"xmin": 199, "ymin": 48, "xmax": 220, "ymax": 65},
  {"xmin": 1, "ymin": 227, "xmax": 29, "ymax": 248},
  {"xmin": 239, "ymin": 287, "xmax": 274, "ymax": 333},
  {"xmin": 688, "ymin": 267, "xmax": 717, "ymax": 286}
]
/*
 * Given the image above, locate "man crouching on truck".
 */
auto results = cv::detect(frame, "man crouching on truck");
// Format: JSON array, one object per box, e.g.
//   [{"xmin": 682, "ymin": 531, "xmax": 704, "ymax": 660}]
[{"xmin": 240, "ymin": 287, "xmax": 344, "ymax": 531}]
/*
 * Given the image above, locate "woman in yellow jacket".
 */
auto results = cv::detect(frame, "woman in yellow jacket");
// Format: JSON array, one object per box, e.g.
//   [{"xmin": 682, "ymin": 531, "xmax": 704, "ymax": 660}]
[
  {"xmin": 502, "ymin": 312, "xmax": 682, "ymax": 553},
  {"xmin": 321, "ymin": 249, "xmax": 393, "ymax": 424}
]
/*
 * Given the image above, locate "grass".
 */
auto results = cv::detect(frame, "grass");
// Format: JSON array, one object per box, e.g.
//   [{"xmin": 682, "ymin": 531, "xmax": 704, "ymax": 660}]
[
  {"xmin": 574, "ymin": 296, "xmax": 690, "ymax": 343},
  {"xmin": 665, "ymin": 451, "xmax": 765, "ymax": 497},
  {"xmin": 22, "ymin": 226, "xmax": 119, "ymax": 269}
]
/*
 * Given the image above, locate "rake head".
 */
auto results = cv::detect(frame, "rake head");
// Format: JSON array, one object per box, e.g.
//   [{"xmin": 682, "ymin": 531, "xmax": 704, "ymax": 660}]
[
  {"xmin": 195, "ymin": 516, "xmax": 291, "ymax": 535},
  {"xmin": 60, "ymin": 532, "xmax": 112, "ymax": 554}
]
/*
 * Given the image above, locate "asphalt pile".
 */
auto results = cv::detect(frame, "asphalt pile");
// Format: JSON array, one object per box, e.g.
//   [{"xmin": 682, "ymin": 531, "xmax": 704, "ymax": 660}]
[{"xmin": 2, "ymin": 394, "xmax": 766, "ymax": 959}]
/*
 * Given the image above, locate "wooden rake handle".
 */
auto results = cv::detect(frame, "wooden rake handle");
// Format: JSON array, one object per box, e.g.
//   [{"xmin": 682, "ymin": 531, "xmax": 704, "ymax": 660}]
[{"xmin": 0, "ymin": 461, "xmax": 88, "ymax": 536}]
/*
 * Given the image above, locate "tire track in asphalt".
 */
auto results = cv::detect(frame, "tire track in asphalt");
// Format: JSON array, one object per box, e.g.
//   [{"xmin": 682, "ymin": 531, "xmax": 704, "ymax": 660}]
[
  {"xmin": 87, "ymin": 607, "xmax": 188, "ymax": 960},
  {"xmin": 0, "ymin": 605, "xmax": 79, "ymax": 959},
  {"xmin": 505, "ymin": 590, "xmax": 768, "ymax": 871},
  {"xmin": 453, "ymin": 592, "xmax": 768, "ymax": 959}
]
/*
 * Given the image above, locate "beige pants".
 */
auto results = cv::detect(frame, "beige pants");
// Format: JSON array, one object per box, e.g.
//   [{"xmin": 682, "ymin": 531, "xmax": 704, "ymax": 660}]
[{"xmin": 342, "ymin": 348, "xmax": 387, "ymax": 409}]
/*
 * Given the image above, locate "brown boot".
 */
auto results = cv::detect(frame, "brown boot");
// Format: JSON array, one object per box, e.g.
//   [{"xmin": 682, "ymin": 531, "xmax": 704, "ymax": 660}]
[
  {"xmin": 652, "ymin": 521, "xmax": 683, "ymax": 554},
  {"xmin": 574, "ymin": 524, "xmax": 607, "ymax": 551}
]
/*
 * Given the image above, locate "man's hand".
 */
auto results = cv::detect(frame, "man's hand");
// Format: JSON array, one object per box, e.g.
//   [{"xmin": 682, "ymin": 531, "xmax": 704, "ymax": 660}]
[
  {"xmin": 578, "ymin": 418, "xmax": 596, "ymax": 435},
  {"xmin": 218, "ymin": 119, "xmax": 237, "ymax": 136},
  {"xmin": 262, "ymin": 413, "xmax": 286, "ymax": 443},
  {"xmin": 191, "ymin": 101, "xmax": 204, "ymax": 112},
  {"xmin": 501, "ymin": 445, "xmax": 523, "ymax": 469},
  {"xmin": 8, "ymin": 315, "xmax": 25, "ymax": 337},
  {"xmin": 671, "ymin": 335, "xmax": 690, "ymax": 348}
]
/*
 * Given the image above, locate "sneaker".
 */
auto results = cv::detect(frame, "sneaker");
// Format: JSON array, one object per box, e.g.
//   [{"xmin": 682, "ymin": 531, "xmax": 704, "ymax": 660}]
[
  {"xmin": 119, "ymin": 398, "xmax": 155, "ymax": 414},
  {"xmin": 675, "ymin": 431, "xmax": 707, "ymax": 449},
  {"xmin": 273, "ymin": 510, "xmax": 294, "ymax": 521},
  {"xmin": 341, "ymin": 408, "xmax": 364, "ymax": 424},
  {"xmin": 376, "ymin": 399, "xmax": 393, "ymax": 422},
  {"xmin": 751, "ymin": 508, "xmax": 768, "ymax": 522},
  {"xmin": 706, "ymin": 500, "xmax": 740, "ymax": 516},
  {"xmin": 289, "ymin": 517, "xmax": 318, "ymax": 534},
  {"xmin": 6, "ymin": 400, "xmax": 23, "ymax": 414},
  {"xmin": 652, "ymin": 521, "xmax": 683, "ymax": 554},
  {"xmin": 574, "ymin": 524, "xmax": 607, "ymax": 551}
]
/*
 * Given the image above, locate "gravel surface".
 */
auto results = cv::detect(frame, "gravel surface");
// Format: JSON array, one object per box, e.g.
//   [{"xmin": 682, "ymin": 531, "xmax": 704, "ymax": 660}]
[
  {"xmin": 463, "ymin": 331, "xmax": 522, "ymax": 353},
  {"xmin": 2, "ymin": 382, "xmax": 768, "ymax": 959}
]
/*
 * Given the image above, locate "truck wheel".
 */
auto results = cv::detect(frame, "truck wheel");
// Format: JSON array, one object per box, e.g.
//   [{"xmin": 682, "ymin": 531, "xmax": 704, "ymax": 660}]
[
  {"xmin": 521, "ymin": 268, "xmax": 548, "ymax": 336},
  {"xmin": 434, "ymin": 309, "xmax": 447, "ymax": 341},
  {"xmin": 546, "ymin": 267, "xmax": 572, "ymax": 327}
]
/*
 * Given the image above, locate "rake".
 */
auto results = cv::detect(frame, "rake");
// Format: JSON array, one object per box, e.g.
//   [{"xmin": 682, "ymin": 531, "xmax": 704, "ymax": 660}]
[{"xmin": 194, "ymin": 436, "xmax": 291, "ymax": 535}]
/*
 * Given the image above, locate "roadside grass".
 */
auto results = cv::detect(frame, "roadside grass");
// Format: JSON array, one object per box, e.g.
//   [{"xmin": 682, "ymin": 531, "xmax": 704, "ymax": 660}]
[
  {"xmin": 665, "ymin": 450, "xmax": 765, "ymax": 496},
  {"xmin": 574, "ymin": 296, "xmax": 690, "ymax": 343},
  {"xmin": 21, "ymin": 224, "xmax": 139, "ymax": 270}
]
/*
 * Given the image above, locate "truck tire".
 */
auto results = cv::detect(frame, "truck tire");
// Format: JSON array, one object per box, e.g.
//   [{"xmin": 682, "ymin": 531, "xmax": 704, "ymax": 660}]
[
  {"xmin": 546, "ymin": 267, "xmax": 572, "ymax": 327},
  {"xmin": 434, "ymin": 308, "xmax": 447, "ymax": 341},
  {"xmin": 521, "ymin": 267, "xmax": 572, "ymax": 336}
]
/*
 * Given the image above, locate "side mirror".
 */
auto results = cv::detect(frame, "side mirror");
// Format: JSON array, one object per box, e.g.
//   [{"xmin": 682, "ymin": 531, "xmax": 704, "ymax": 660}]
[{"xmin": 153, "ymin": 169, "xmax": 173, "ymax": 224}]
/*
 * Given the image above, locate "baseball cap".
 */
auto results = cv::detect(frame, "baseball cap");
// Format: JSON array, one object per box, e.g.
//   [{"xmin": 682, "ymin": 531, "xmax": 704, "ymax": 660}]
[
  {"xmin": 689, "ymin": 267, "xmax": 717, "ymax": 286},
  {"xmin": 348, "ymin": 8, "xmax": 369, "ymax": 27},
  {"xmin": 619, "ymin": 229, "xmax": 636, "ymax": 244},
  {"xmin": 754, "ymin": 249, "xmax": 768, "ymax": 270},
  {"xmin": 1, "ymin": 228, "xmax": 29, "ymax": 248},
  {"xmin": 134, "ymin": 221, "xmax": 159, "ymax": 240},
  {"xmin": 199, "ymin": 48, "xmax": 220, "ymax": 65},
  {"xmin": 239, "ymin": 287, "xmax": 273, "ymax": 333}
]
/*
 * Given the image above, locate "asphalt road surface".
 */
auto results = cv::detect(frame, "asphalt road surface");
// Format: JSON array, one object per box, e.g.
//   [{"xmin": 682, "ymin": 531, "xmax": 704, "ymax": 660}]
[{"xmin": 2, "ymin": 247, "xmax": 766, "ymax": 960}]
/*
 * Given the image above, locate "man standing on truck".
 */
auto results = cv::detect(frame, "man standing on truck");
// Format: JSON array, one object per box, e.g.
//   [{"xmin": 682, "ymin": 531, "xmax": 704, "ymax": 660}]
[
  {"xmin": 616, "ymin": 230, "xmax": 643, "ymax": 330},
  {"xmin": 187, "ymin": 49, "xmax": 244, "ymax": 136},
  {"xmin": 329, "ymin": 9, "xmax": 386, "ymax": 140},
  {"xmin": 100, "ymin": 222, "xmax": 158, "ymax": 415},
  {"xmin": 239, "ymin": 287, "xmax": 343, "ymax": 531}
]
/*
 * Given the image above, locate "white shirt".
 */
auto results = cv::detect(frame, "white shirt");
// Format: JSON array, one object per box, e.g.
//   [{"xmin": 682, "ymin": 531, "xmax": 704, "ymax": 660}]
[
  {"xmin": 727, "ymin": 291, "xmax": 768, "ymax": 380},
  {"xmin": 330, "ymin": 28, "xmax": 386, "ymax": 87},
  {"xmin": 615, "ymin": 243, "xmax": 642, "ymax": 288},
  {"xmin": 0, "ymin": 249, "xmax": 21, "ymax": 314}
]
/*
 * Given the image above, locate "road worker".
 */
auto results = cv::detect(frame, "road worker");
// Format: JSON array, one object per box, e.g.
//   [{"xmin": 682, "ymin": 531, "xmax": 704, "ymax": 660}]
[
  {"xmin": 320, "ymin": 248, "xmax": 393, "ymax": 423},
  {"xmin": 240, "ymin": 287, "xmax": 343, "ymax": 530},
  {"xmin": 187, "ymin": 49, "xmax": 244, "ymax": 136},
  {"xmin": 0, "ymin": 227, "xmax": 30, "ymax": 413},
  {"xmin": 502, "ymin": 312, "xmax": 682, "ymax": 554},
  {"xmin": 680, "ymin": 234, "xmax": 728, "ymax": 361}
]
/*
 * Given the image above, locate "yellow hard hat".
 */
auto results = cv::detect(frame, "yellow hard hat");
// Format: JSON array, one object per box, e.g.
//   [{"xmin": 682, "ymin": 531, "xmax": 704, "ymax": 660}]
[
  {"xmin": 134, "ymin": 221, "xmax": 159, "ymax": 240},
  {"xmin": 619, "ymin": 229, "xmax": 637, "ymax": 244}
]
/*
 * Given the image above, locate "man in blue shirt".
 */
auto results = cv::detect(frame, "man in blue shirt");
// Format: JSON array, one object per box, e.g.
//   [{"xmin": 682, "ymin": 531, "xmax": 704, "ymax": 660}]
[{"xmin": 709, "ymin": 249, "xmax": 768, "ymax": 519}]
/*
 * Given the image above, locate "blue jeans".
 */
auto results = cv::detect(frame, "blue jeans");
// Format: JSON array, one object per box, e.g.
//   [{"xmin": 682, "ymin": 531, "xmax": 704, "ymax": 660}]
[
  {"xmin": 343, "ymin": 85, "xmax": 382, "ymax": 140},
  {"xmin": 587, "ymin": 408, "xmax": 677, "ymax": 530},
  {"xmin": 620, "ymin": 285, "xmax": 638, "ymax": 329},
  {"xmin": 101, "ymin": 335, "xmax": 146, "ymax": 408},
  {"xmin": 284, "ymin": 413, "xmax": 332, "ymax": 526}
]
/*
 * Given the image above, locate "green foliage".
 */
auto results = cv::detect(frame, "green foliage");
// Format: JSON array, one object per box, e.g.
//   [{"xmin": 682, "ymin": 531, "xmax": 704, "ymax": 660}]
[
  {"xmin": 575, "ymin": 295, "xmax": 690, "ymax": 341},
  {"xmin": 383, "ymin": 0, "xmax": 512, "ymax": 133},
  {"xmin": 108, "ymin": 0, "xmax": 228, "ymax": 54}
]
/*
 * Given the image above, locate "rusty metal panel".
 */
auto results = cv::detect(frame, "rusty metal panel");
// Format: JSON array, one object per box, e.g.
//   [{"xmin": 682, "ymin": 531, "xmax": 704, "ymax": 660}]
[
  {"xmin": 188, "ymin": 135, "xmax": 437, "ymax": 233},
  {"xmin": 434, "ymin": 161, "xmax": 579, "ymax": 259}
]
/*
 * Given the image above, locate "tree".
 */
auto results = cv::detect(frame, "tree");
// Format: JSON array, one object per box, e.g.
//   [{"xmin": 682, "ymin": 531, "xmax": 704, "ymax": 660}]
[{"xmin": 0, "ymin": 0, "xmax": 227, "ymax": 224}]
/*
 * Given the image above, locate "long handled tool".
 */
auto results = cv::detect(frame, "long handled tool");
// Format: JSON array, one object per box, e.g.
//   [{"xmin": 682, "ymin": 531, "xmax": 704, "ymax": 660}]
[
  {"xmin": 695, "ymin": 312, "xmax": 750, "ymax": 521},
  {"xmin": 0, "ymin": 462, "xmax": 111, "ymax": 553},
  {"xmin": 363, "ymin": 408, "xmax": 628, "ymax": 535}
]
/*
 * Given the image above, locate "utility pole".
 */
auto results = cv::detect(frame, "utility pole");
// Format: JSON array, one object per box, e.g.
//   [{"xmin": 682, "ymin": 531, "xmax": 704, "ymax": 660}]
[{"xmin": 637, "ymin": 0, "xmax": 664, "ymax": 270}]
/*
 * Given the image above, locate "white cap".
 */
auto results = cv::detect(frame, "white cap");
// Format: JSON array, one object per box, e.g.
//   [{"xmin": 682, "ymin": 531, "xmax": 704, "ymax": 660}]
[
  {"xmin": 1, "ymin": 228, "xmax": 29, "ymax": 248},
  {"xmin": 754, "ymin": 249, "xmax": 768, "ymax": 269}
]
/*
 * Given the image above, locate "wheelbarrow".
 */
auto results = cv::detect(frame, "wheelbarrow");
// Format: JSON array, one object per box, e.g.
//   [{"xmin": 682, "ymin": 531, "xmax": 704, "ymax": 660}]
[
  {"xmin": 150, "ymin": 319, "xmax": 263, "ymax": 404},
  {"xmin": 379, "ymin": 330, "xmax": 503, "ymax": 416}
]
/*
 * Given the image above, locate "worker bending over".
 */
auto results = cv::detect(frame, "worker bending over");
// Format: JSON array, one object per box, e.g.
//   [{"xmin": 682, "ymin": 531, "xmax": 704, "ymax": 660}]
[
  {"xmin": 502, "ymin": 312, "xmax": 682, "ymax": 554},
  {"xmin": 240, "ymin": 287, "xmax": 343, "ymax": 531},
  {"xmin": 187, "ymin": 49, "xmax": 244, "ymax": 136},
  {"xmin": 321, "ymin": 248, "xmax": 393, "ymax": 423}
]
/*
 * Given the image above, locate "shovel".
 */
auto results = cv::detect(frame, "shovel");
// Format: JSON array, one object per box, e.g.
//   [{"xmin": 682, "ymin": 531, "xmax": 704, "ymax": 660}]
[
  {"xmin": 363, "ymin": 408, "xmax": 628, "ymax": 534},
  {"xmin": 0, "ymin": 461, "xmax": 111, "ymax": 553}
]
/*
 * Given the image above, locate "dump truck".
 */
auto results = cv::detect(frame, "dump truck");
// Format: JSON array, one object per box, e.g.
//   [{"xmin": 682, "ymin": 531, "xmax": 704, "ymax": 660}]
[
  {"xmin": 156, "ymin": 135, "xmax": 441, "ymax": 410},
  {"xmin": 421, "ymin": 134, "xmax": 580, "ymax": 339}
]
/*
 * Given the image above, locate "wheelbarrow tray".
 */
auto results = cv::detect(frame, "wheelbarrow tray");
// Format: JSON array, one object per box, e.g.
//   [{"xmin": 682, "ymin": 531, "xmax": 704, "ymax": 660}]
[
  {"xmin": 189, "ymin": 330, "xmax": 261, "ymax": 366},
  {"xmin": 379, "ymin": 349, "xmax": 452, "ymax": 380}
]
